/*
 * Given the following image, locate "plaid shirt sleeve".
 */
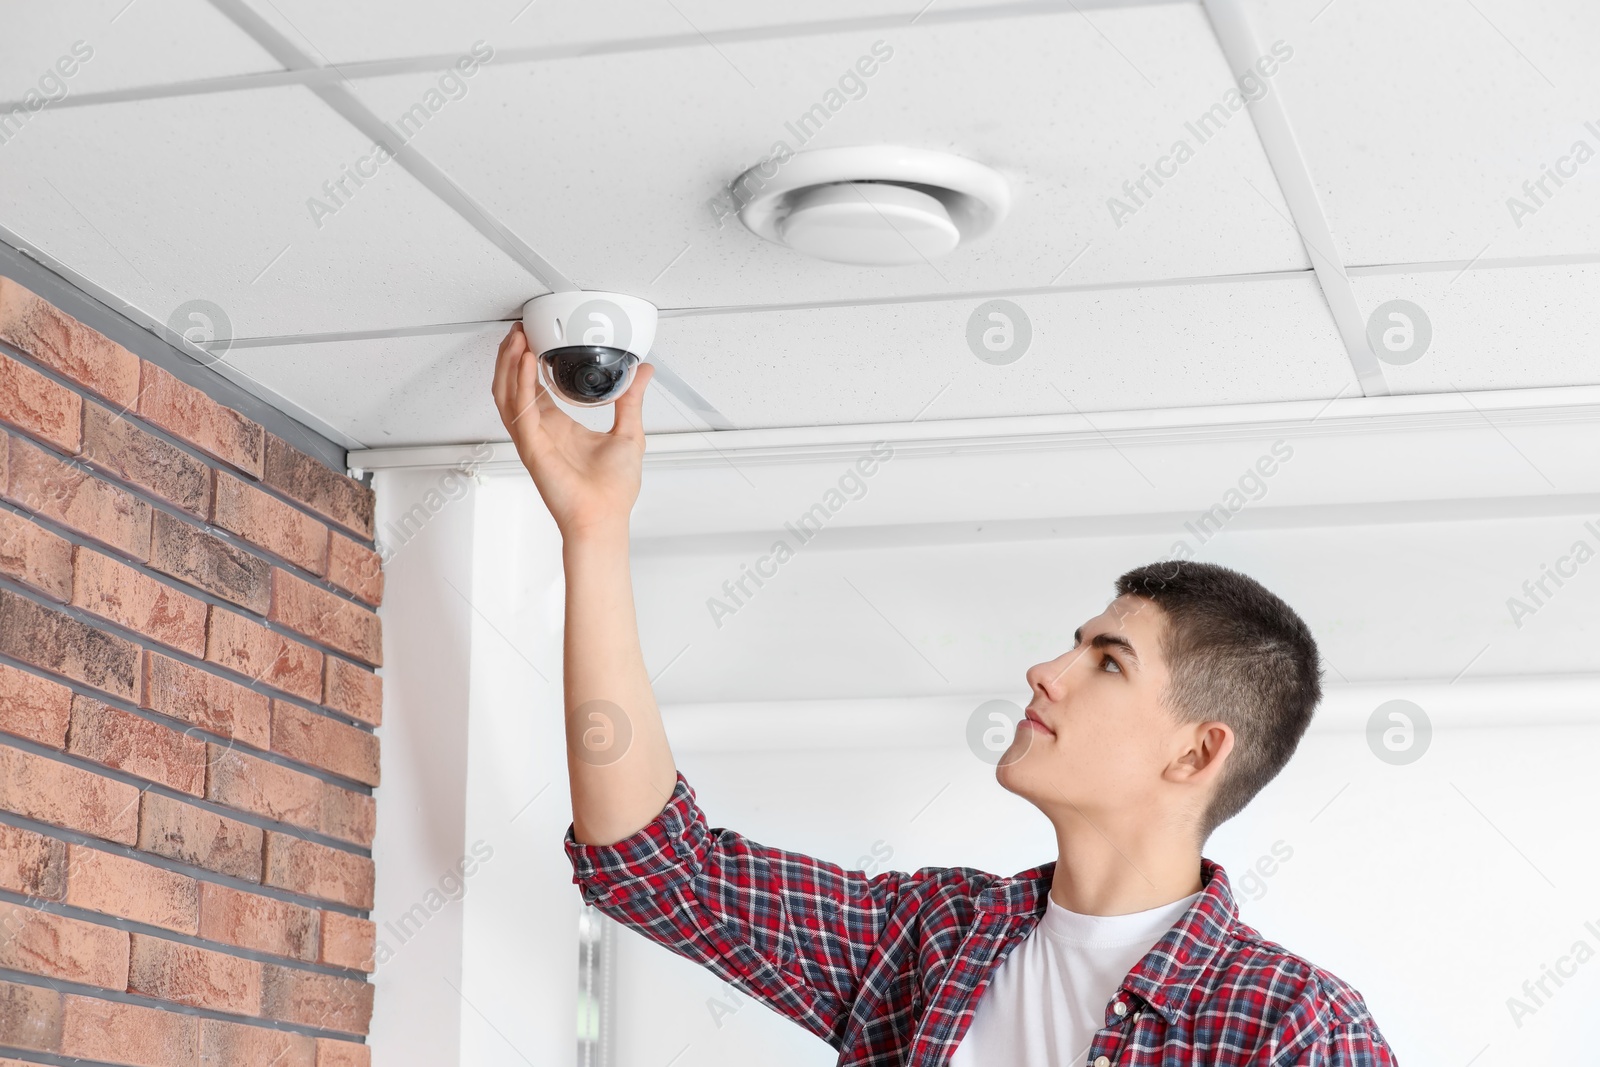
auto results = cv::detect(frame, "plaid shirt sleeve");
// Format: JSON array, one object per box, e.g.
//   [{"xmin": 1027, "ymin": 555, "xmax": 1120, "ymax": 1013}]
[{"xmin": 563, "ymin": 771, "xmax": 917, "ymax": 1048}]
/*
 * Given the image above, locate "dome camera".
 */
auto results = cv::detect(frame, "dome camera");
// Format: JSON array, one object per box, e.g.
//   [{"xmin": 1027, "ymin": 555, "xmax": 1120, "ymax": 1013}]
[{"xmin": 520, "ymin": 291, "xmax": 658, "ymax": 407}]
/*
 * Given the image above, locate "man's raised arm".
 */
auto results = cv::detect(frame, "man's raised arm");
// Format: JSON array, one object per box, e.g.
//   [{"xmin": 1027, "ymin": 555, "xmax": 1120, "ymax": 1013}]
[{"xmin": 490, "ymin": 323, "xmax": 676, "ymax": 845}]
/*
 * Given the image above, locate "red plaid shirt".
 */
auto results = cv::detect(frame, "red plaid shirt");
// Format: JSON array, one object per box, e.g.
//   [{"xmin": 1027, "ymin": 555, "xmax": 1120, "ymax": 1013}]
[{"xmin": 565, "ymin": 772, "xmax": 1397, "ymax": 1065}]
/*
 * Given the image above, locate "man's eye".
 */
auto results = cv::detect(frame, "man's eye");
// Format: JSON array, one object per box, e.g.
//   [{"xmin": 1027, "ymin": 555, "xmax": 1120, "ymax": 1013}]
[{"xmin": 1101, "ymin": 656, "xmax": 1122, "ymax": 674}]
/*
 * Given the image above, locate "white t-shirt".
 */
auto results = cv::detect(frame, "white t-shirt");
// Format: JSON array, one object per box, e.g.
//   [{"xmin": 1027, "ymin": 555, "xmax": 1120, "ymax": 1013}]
[{"xmin": 948, "ymin": 890, "xmax": 1202, "ymax": 1066}]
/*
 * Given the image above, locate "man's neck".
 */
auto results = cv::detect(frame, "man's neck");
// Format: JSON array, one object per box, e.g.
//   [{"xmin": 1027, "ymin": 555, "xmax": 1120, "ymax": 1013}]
[{"xmin": 1047, "ymin": 818, "xmax": 1204, "ymax": 917}]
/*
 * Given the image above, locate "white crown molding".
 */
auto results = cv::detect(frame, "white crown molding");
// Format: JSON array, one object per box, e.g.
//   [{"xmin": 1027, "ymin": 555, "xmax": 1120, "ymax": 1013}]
[{"xmin": 348, "ymin": 383, "xmax": 1600, "ymax": 474}]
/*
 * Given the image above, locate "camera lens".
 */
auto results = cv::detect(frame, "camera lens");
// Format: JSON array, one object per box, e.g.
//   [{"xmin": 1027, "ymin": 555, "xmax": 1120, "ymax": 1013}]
[{"xmin": 540, "ymin": 346, "xmax": 639, "ymax": 407}]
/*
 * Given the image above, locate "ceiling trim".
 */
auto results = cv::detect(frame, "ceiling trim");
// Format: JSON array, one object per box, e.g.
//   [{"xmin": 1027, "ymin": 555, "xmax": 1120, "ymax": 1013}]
[
  {"xmin": 0, "ymin": 233, "xmax": 353, "ymax": 467},
  {"xmin": 1200, "ymin": 0, "xmax": 1390, "ymax": 398},
  {"xmin": 660, "ymin": 675, "xmax": 1600, "ymax": 753},
  {"xmin": 347, "ymin": 381, "xmax": 1600, "ymax": 471}
]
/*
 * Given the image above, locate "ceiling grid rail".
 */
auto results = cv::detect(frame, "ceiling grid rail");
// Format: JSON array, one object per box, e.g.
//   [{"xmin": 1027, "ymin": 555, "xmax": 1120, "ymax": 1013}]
[{"xmin": 1199, "ymin": 0, "xmax": 1392, "ymax": 397}]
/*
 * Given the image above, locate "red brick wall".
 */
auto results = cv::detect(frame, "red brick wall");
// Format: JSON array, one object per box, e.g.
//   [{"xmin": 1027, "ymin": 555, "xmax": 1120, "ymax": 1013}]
[{"xmin": 0, "ymin": 277, "xmax": 383, "ymax": 1066}]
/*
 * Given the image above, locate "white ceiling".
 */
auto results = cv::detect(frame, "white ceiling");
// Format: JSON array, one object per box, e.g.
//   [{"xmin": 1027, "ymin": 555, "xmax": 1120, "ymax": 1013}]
[{"xmin": 2, "ymin": 0, "xmax": 1597, "ymax": 449}]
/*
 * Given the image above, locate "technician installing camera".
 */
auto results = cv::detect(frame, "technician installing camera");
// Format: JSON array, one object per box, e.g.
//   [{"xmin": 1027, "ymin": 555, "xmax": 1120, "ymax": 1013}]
[{"xmin": 490, "ymin": 300, "xmax": 1397, "ymax": 1065}]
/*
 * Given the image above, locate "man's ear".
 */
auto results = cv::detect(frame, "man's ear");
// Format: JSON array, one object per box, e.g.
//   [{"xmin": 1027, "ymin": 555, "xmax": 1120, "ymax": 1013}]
[{"xmin": 1165, "ymin": 720, "xmax": 1234, "ymax": 787}]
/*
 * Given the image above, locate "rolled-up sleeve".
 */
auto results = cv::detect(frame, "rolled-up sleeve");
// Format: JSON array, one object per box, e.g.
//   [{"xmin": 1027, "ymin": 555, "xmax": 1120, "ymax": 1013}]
[
  {"xmin": 562, "ymin": 771, "xmax": 913, "ymax": 1048},
  {"xmin": 563, "ymin": 772, "xmax": 705, "ymax": 907}
]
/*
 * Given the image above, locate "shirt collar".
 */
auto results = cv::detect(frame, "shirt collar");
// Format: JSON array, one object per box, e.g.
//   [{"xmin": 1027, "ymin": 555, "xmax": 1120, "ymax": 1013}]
[{"xmin": 978, "ymin": 857, "xmax": 1239, "ymax": 1024}]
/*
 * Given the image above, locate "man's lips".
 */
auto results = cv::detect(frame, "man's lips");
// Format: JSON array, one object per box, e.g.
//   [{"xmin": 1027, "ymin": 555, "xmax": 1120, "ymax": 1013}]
[{"xmin": 1021, "ymin": 706, "xmax": 1054, "ymax": 735}]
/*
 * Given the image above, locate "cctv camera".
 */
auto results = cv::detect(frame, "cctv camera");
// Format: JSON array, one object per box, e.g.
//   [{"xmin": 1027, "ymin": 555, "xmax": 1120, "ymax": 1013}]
[{"xmin": 520, "ymin": 291, "xmax": 658, "ymax": 407}]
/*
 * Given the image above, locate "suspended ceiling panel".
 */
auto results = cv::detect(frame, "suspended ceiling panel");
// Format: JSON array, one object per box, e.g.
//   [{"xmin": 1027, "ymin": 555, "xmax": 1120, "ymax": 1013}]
[
  {"xmin": 351, "ymin": 3, "xmax": 1310, "ymax": 309},
  {"xmin": 1350, "ymin": 263, "xmax": 1600, "ymax": 395},
  {"xmin": 1242, "ymin": 0, "xmax": 1600, "ymax": 264},
  {"xmin": 239, "ymin": 0, "xmax": 1120, "ymax": 64},
  {"xmin": 652, "ymin": 275, "xmax": 1355, "ymax": 428},
  {"xmin": 0, "ymin": 0, "xmax": 282, "ymax": 99},
  {"xmin": 0, "ymin": 85, "xmax": 546, "ymax": 338},
  {"xmin": 223, "ymin": 324, "xmax": 707, "ymax": 446}
]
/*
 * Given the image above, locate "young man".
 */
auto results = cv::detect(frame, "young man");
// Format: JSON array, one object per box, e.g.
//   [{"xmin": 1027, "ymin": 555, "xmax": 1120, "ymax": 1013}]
[{"xmin": 491, "ymin": 325, "xmax": 1397, "ymax": 1065}]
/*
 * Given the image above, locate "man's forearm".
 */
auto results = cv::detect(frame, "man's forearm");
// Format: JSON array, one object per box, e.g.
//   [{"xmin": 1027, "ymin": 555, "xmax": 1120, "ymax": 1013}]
[{"xmin": 562, "ymin": 524, "xmax": 679, "ymax": 845}]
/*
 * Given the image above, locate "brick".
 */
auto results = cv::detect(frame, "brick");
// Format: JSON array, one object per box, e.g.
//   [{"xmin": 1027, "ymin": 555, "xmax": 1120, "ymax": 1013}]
[
  {"xmin": 319, "ymin": 911, "xmax": 375, "ymax": 973},
  {"xmin": 263, "ymin": 833, "xmax": 373, "ymax": 909},
  {"xmin": 143, "ymin": 651, "xmax": 271, "ymax": 749},
  {"xmin": 82, "ymin": 401, "xmax": 212, "ymax": 517},
  {"xmin": 137, "ymin": 362, "xmax": 263, "ymax": 477},
  {"xmin": 61, "ymin": 993, "xmax": 199, "ymax": 1067},
  {"xmin": 261, "ymin": 964, "xmax": 373, "ymax": 1035},
  {"xmin": 0, "ymin": 745, "xmax": 140, "ymax": 844},
  {"xmin": 149, "ymin": 509, "xmax": 271, "ymax": 614},
  {"xmin": 72, "ymin": 546, "xmax": 209, "ymax": 656},
  {"xmin": 326, "ymin": 534, "xmax": 382, "ymax": 607},
  {"xmin": 319, "ymin": 784, "xmax": 375, "ymax": 848},
  {"xmin": 66, "ymin": 694, "xmax": 207, "ymax": 795},
  {"xmin": 0, "ymin": 348, "xmax": 80, "ymax": 452},
  {"xmin": 0, "ymin": 277, "xmax": 141, "ymax": 407},
  {"xmin": 271, "ymin": 702, "xmax": 379, "ymax": 787},
  {"xmin": 207, "ymin": 743, "xmax": 321, "ymax": 828},
  {"xmin": 137, "ymin": 791, "xmax": 263, "ymax": 880},
  {"xmin": 0, "ymin": 903, "xmax": 129, "ymax": 988},
  {"xmin": 198, "ymin": 881, "xmax": 318, "ymax": 962},
  {"xmin": 3, "ymin": 433, "xmax": 151, "ymax": 557},
  {"xmin": 263, "ymin": 435, "xmax": 373, "ymax": 540},
  {"xmin": 315, "ymin": 1040, "xmax": 371, "ymax": 1067},
  {"xmin": 0, "ymin": 660, "xmax": 72, "ymax": 746},
  {"xmin": 64, "ymin": 843, "xmax": 199, "ymax": 934},
  {"xmin": 200, "ymin": 1017, "xmax": 316, "ymax": 1067},
  {"xmin": 206, "ymin": 607, "xmax": 323, "ymax": 702},
  {"xmin": 128, "ymin": 932, "xmax": 262, "ymax": 1015},
  {"xmin": 322, "ymin": 657, "xmax": 380, "ymax": 726},
  {"xmin": 270, "ymin": 571, "xmax": 381, "ymax": 666},
  {"xmin": 0, "ymin": 506, "xmax": 74, "ymax": 600},
  {"xmin": 0, "ymin": 977, "xmax": 62, "ymax": 1052},
  {"xmin": 0, "ymin": 822, "xmax": 66, "ymax": 900},
  {"xmin": 213, "ymin": 471, "xmax": 328, "ymax": 576},
  {"xmin": 0, "ymin": 588, "xmax": 140, "ymax": 700}
]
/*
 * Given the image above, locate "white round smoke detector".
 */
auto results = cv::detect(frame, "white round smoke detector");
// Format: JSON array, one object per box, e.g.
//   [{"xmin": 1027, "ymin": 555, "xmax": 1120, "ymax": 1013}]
[{"xmin": 733, "ymin": 146, "xmax": 1010, "ymax": 266}]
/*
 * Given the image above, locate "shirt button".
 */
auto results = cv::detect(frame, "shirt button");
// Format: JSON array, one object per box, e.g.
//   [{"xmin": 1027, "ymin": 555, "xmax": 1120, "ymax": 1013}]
[
  {"xmin": 1094, "ymin": 1057, "xmax": 1111, "ymax": 1067},
  {"xmin": 1113, "ymin": 1001, "xmax": 1127, "ymax": 1017}
]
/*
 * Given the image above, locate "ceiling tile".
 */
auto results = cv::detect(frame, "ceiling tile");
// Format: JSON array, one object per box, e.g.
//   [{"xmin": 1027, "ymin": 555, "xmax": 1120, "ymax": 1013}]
[
  {"xmin": 652, "ymin": 274, "xmax": 1355, "ymax": 428},
  {"xmin": 241, "ymin": 0, "xmax": 1068, "ymax": 65},
  {"xmin": 351, "ymin": 3, "xmax": 1310, "ymax": 309},
  {"xmin": 1352, "ymin": 263, "xmax": 1600, "ymax": 394},
  {"xmin": 222, "ymin": 325, "xmax": 706, "ymax": 448},
  {"xmin": 1241, "ymin": 0, "xmax": 1600, "ymax": 264},
  {"xmin": 0, "ymin": 0, "xmax": 282, "ymax": 101},
  {"xmin": 0, "ymin": 85, "xmax": 547, "ymax": 338}
]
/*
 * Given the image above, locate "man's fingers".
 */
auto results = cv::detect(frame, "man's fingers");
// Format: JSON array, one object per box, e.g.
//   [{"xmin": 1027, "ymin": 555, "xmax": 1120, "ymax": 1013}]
[
  {"xmin": 610, "ymin": 362, "xmax": 654, "ymax": 442},
  {"xmin": 508, "ymin": 347, "xmax": 544, "ymax": 437},
  {"xmin": 492, "ymin": 323, "xmax": 526, "ymax": 416}
]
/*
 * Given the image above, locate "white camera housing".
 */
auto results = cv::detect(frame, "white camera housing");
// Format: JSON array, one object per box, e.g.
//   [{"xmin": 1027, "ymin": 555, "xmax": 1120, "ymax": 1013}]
[{"xmin": 520, "ymin": 291, "xmax": 658, "ymax": 407}]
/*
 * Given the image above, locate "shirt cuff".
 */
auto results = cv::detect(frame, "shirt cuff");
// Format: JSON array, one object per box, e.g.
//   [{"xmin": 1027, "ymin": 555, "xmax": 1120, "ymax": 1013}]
[{"xmin": 563, "ymin": 771, "xmax": 706, "ymax": 906}]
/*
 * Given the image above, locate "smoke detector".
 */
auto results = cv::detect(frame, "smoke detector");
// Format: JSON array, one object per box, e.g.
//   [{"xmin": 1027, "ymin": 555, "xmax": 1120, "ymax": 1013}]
[{"xmin": 732, "ymin": 146, "xmax": 1010, "ymax": 266}]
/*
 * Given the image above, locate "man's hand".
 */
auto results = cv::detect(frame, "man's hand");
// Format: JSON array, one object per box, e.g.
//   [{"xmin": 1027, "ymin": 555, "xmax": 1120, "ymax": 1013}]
[{"xmin": 491, "ymin": 321, "xmax": 656, "ymax": 540}]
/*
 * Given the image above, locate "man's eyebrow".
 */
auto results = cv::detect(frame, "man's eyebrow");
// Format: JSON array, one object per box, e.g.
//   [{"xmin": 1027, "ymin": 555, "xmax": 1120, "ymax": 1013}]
[{"xmin": 1073, "ymin": 626, "xmax": 1141, "ymax": 667}]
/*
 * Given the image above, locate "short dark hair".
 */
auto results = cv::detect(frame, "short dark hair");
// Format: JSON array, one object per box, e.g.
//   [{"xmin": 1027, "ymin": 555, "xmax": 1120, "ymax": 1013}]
[{"xmin": 1114, "ymin": 560, "xmax": 1323, "ymax": 840}]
